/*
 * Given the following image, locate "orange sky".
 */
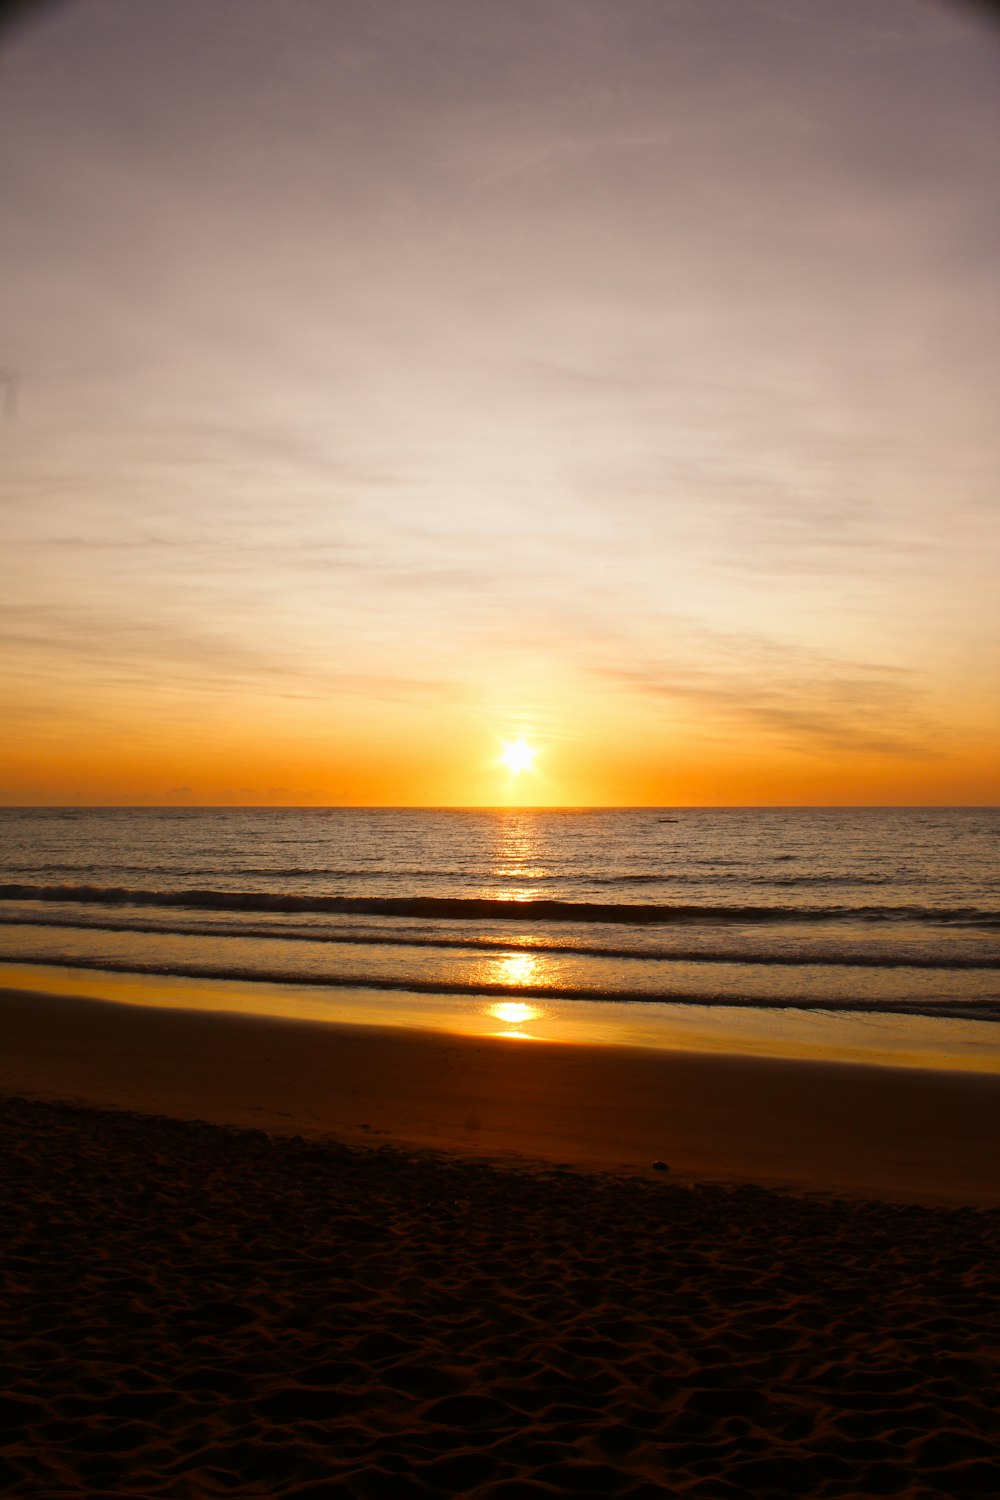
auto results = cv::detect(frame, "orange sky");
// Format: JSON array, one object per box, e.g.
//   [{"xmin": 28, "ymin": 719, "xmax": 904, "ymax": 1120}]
[{"xmin": 2, "ymin": 1, "xmax": 998, "ymax": 807}]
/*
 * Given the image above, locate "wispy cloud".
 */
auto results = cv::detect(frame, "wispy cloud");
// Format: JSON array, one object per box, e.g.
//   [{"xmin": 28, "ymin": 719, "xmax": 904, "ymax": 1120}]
[{"xmin": 598, "ymin": 653, "xmax": 933, "ymax": 758}]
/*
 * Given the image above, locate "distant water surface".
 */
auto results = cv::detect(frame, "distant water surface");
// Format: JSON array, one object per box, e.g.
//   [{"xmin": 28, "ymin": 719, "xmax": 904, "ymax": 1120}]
[{"xmin": 1, "ymin": 808, "xmax": 998, "ymax": 1058}]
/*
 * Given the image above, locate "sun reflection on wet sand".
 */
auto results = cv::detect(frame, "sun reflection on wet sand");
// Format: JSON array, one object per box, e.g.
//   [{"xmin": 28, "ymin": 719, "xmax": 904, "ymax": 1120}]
[
  {"xmin": 5, "ymin": 962, "xmax": 997, "ymax": 1073},
  {"xmin": 486, "ymin": 998, "xmax": 545, "ymax": 1039},
  {"xmin": 491, "ymin": 1001, "xmax": 542, "ymax": 1025}
]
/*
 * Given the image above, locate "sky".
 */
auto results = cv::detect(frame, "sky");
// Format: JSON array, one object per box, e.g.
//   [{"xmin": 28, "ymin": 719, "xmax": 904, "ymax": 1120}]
[{"xmin": 1, "ymin": 0, "xmax": 998, "ymax": 806}]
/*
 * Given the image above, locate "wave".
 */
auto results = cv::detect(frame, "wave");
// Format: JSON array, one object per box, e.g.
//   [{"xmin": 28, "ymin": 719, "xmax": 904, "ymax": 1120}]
[
  {"xmin": 763, "ymin": 874, "xmax": 893, "ymax": 888},
  {"xmin": 4, "ymin": 949, "xmax": 999, "ymax": 1022},
  {"xmin": 0, "ymin": 865, "xmax": 897, "ymax": 888},
  {"xmin": 2, "ymin": 882, "xmax": 999, "ymax": 928},
  {"xmin": 2, "ymin": 911, "xmax": 998, "ymax": 969},
  {"xmin": 2, "ymin": 863, "xmax": 498, "ymax": 880}
]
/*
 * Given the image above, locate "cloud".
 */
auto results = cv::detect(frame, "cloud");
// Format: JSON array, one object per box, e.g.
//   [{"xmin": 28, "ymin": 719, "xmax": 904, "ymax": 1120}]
[{"xmin": 596, "ymin": 645, "xmax": 935, "ymax": 758}]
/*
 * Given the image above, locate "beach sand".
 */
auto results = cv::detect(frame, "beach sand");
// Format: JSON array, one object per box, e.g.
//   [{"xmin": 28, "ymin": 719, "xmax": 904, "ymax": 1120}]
[
  {"xmin": 2, "ymin": 984, "xmax": 1000, "ymax": 1205},
  {"xmin": 2, "ymin": 984, "xmax": 999, "ymax": 1496}
]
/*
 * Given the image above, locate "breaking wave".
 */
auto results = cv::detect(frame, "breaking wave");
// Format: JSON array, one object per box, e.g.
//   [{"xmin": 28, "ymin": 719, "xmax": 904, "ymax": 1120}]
[{"xmin": 1, "ymin": 882, "xmax": 998, "ymax": 929}]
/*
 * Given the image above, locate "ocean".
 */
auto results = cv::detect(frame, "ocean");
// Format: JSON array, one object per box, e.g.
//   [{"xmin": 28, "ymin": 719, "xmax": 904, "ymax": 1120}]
[{"xmin": 1, "ymin": 806, "xmax": 998, "ymax": 1064}]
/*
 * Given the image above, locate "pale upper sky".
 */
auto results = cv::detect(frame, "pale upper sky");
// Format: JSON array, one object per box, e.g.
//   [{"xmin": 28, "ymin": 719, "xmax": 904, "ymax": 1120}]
[{"xmin": 2, "ymin": 0, "xmax": 998, "ymax": 804}]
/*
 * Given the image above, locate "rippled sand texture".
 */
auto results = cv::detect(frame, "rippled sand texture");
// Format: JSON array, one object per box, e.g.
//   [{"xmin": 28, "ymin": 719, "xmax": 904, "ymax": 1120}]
[{"xmin": 3, "ymin": 1098, "xmax": 998, "ymax": 1498}]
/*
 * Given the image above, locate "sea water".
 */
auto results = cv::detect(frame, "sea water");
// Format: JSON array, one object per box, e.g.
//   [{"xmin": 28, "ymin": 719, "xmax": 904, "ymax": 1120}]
[{"xmin": 1, "ymin": 806, "xmax": 998, "ymax": 1065}]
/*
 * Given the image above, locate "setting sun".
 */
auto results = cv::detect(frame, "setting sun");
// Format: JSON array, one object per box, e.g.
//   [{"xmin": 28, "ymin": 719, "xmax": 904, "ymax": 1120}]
[{"xmin": 500, "ymin": 739, "xmax": 537, "ymax": 775}]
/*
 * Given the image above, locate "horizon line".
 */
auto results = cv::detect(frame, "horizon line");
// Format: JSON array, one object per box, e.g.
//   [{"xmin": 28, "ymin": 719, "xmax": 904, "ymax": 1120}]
[{"xmin": 2, "ymin": 803, "xmax": 997, "ymax": 813}]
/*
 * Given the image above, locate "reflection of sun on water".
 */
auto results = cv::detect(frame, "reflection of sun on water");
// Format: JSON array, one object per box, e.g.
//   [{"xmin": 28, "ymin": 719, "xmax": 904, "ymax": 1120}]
[
  {"xmin": 490, "ymin": 812, "xmax": 545, "ymax": 900},
  {"xmin": 495, "ymin": 952, "xmax": 539, "ymax": 988},
  {"xmin": 478, "ymin": 951, "xmax": 551, "ymax": 1035}
]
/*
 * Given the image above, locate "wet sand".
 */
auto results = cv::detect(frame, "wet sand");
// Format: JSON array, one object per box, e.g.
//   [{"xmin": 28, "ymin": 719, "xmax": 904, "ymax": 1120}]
[
  {"xmin": 2, "ymin": 984, "xmax": 999, "ymax": 1496},
  {"xmin": 2, "ymin": 984, "xmax": 1000, "ymax": 1204}
]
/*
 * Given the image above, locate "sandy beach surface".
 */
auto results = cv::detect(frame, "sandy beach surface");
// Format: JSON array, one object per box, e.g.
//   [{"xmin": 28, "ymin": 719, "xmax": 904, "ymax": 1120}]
[
  {"xmin": 2, "ymin": 983, "xmax": 1000, "ymax": 1205},
  {"xmin": 2, "ymin": 983, "xmax": 999, "ymax": 1496}
]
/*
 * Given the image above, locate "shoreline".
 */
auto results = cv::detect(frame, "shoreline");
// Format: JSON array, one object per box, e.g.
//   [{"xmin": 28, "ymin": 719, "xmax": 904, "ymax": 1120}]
[
  {"xmin": 4, "ymin": 958, "xmax": 999, "ymax": 1073},
  {"xmin": 3, "ymin": 978, "xmax": 1000, "ymax": 1206}
]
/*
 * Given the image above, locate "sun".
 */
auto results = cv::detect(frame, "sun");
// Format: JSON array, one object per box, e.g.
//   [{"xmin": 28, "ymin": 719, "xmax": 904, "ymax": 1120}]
[{"xmin": 499, "ymin": 738, "xmax": 537, "ymax": 774}]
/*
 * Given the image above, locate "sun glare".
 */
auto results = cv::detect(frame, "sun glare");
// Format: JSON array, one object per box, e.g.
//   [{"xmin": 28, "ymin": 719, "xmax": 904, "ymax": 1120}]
[{"xmin": 500, "ymin": 738, "xmax": 536, "ymax": 774}]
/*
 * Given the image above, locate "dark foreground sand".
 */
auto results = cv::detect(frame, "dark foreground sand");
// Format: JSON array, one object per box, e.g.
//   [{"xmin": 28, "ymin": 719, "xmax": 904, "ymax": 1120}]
[
  {"xmin": 3, "ymin": 1097, "xmax": 999, "ymax": 1499},
  {"xmin": 2, "ymin": 985, "xmax": 1000, "ymax": 1496}
]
